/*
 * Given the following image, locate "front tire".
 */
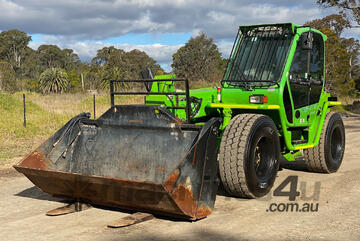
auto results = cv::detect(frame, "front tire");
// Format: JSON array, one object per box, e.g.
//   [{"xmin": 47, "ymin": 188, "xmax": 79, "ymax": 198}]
[
  {"xmin": 218, "ymin": 114, "xmax": 280, "ymax": 198},
  {"xmin": 303, "ymin": 112, "xmax": 345, "ymax": 173}
]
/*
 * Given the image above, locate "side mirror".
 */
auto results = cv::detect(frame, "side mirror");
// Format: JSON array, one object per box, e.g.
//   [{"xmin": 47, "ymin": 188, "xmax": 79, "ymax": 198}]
[
  {"xmin": 300, "ymin": 32, "xmax": 313, "ymax": 50},
  {"xmin": 141, "ymin": 68, "xmax": 154, "ymax": 92},
  {"xmin": 141, "ymin": 68, "xmax": 154, "ymax": 79}
]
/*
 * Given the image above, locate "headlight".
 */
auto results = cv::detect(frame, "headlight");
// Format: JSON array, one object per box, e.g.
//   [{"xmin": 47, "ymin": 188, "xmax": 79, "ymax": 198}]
[{"xmin": 249, "ymin": 95, "xmax": 268, "ymax": 104}]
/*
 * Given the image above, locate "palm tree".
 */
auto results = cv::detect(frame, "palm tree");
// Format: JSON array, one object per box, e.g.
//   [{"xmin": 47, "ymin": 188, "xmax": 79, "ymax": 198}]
[{"xmin": 39, "ymin": 68, "xmax": 69, "ymax": 94}]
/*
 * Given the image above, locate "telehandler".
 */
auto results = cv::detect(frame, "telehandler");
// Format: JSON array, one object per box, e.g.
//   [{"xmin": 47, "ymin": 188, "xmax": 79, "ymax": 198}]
[{"xmin": 15, "ymin": 23, "xmax": 345, "ymax": 221}]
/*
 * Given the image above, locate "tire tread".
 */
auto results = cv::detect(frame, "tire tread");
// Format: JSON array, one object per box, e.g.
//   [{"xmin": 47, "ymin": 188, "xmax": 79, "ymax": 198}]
[
  {"xmin": 303, "ymin": 112, "xmax": 340, "ymax": 173},
  {"xmin": 219, "ymin": 114, "xmax": 260, "ymax": 198}
]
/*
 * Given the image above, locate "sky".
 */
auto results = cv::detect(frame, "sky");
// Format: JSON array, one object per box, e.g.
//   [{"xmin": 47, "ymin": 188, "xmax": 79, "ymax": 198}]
[{"xmin": 0, "ymin": 0, "xmax": 359, "ymax": 72}]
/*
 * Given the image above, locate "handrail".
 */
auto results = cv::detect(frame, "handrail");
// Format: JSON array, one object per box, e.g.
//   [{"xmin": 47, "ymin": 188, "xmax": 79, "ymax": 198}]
[{"xmin": 109, "ymin": 78, "xmax": 191, "ymax": 123}]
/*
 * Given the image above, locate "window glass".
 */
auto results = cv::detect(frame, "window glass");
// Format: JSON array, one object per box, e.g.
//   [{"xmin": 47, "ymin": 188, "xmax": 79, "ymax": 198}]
[
  {"xmin": 227, "ymin": 27, "xmax": 292, "ymax": 83},
  {"xmin": 289, "ymin": 45, "xmax": 309, "ymax": 81},
  {"xmin": 310, "ymin": 33, "xmax": 324, "ymax": 81},
  {"xmin": 309, "ymin": 32, "xmax": 324, "ymax": 104},
  {"xmin": 289, "ymin": 33, "xmax": 310, "ymax": 109}
]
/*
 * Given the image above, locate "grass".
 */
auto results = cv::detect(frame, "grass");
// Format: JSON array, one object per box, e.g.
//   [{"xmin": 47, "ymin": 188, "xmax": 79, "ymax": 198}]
[{"xmin": 0, "ymin": 91, "xmax": 142, "ymax": 167}]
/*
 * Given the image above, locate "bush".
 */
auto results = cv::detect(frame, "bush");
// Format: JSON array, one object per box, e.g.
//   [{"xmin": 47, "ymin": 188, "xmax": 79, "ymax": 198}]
[
  {"xmin": 39, "ymin": 68, "xmax": 69, "ymax": 94},
  {"xmin": 0, "ymin": 61, "xmax": 20, "ymax": 92}
]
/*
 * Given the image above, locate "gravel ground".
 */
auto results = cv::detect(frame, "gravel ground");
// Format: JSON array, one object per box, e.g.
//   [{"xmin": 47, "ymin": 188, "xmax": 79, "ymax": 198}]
[{"xmin": 0, "ymin": 116, "xmax": 359, "ymax": 241}]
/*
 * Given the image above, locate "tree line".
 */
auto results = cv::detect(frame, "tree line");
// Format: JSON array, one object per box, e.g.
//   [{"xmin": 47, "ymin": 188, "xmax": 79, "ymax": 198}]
[
  {"xmin": 0, "ymin": 28, "xmax": 226, "ymax": 94},
  {"xmin": 0, "ymin": 32, "xmax": 165, "ymax": 93}
]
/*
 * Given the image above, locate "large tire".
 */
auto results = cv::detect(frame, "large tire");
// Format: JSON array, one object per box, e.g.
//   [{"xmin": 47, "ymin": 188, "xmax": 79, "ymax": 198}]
[
  {"xmin": 303, "ymin": 112, "xmax": 345, "ymax": 173},
  {"xmin": 218, "ymin": 114, "xmax": 280, "ymax": 198}
]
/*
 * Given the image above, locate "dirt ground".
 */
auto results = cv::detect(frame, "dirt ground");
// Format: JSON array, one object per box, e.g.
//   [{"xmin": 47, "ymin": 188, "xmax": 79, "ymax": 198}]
[{"xmin": 1, "ymin": 115, "xmax": 360, "ymax": 241}]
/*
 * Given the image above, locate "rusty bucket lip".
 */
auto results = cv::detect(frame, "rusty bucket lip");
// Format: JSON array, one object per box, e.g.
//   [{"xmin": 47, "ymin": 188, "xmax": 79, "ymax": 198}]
[
  {"xmin": 14, "ymin": 164, "xmax": 164, "ymax": 186},
  {"xmin": 13, "ymin": 165, "xmax": 195, "ymax": 220}
]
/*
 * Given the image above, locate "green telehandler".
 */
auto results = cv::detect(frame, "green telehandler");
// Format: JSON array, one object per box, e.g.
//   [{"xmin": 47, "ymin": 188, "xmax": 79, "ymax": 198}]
[{"xmin": 15, "ymin": 23, "xmax": 345, "ymax": 221}]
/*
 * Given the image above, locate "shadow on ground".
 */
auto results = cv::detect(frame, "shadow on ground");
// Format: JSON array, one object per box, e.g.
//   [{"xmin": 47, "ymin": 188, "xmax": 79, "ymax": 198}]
[
  {"xmin": 102, "ymin": 229, "xmax": 308, "ymax": 241},
  {"xmin": 15, "ymin": 186, "xmax": 67, "ymax": 203},
  {"xmin": 279, "ymin": 155, "xmax": 308, "ymax": 172}
]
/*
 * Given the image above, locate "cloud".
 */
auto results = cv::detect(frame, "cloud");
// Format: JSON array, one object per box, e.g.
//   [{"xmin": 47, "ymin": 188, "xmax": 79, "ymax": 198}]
[
  {"xmin": 29, "ymin": 36, "xmax": 183, "ymax": 71},
  {"xmin": 28, "ymin": 36, "xmax": 236, "ymax": 73},
  {"xmin": 343, "ymin": 27, "xmax": 360, "ymax": 39},
  {"xmin": 4, "ymin": 0, "xmax": 340, "ymax": 71},
  {"xmin": 0, "ymin": 0, "xmax": 329, "ymax": 41},
  {"xmin": 217, "ymin": 41, "xmax": 234, "ymax": 58}
]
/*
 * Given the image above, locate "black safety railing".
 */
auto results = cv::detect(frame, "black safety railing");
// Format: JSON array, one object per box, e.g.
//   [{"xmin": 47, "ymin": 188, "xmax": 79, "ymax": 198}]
[{"xmin": 109, "ymin": 79, "xmax": 191, "ymax": 123}]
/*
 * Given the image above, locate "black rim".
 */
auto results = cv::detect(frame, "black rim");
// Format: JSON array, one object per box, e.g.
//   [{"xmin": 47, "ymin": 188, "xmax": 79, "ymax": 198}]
[
  {"xmin": 253, "ymin": 136, "xmax": 276, "ymax": 184},
  {"xmin": 330, "ymin": 125, "xmax": 343, "ymax": 164}
]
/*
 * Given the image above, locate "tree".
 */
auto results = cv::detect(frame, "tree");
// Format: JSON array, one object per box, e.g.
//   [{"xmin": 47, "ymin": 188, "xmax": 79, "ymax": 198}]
[
  {"xmin": 37, "ymin": 45, "xmax": 66, "ymax": 70},
  {"xmin": 0, "ymin": 61, "xmax": 18, "ymax": 92},
  {"xmin": 317, "ymin": 0, "xmax": 360, "ymax": 25},
  {"xmin": 67, "ymin": 69, "xmax": 82, "ymax": 93},
  {"xmin": 125, "ymin": 49, "xmax": 162, "ymax": 79},
  {"xmin": 0, "ymin": 29, "xmax": 31, "ymax": 71},
  {"xmin": 21, "ymin": 47, "xmax": 42, "ymax": 79},
  {"xmin": 92, "ymin": 46, "xmax": 162, "ymax": 89},
  {"xmin": 92, "ymin": 47, "xmax": 131, "ymax": 89},
  {"xmin": 306, "ymin": 14, "xmax": 351, "ymax": 37},
  {"xmin": 171, "ymin": 33, "xmax": 223, "ymax": 82},
  {"xmin": 84, "ymin": 63, "xmax": 102, "ymax": 90},
  {"xmin": 63, "ymin": 49, "xmax": 80, "ymax": 71},
  {"xmin": 321, "ymin": 28, "xmax": 352, "ymax": 95},
  {"xmin": 92, "ymin": 46, "xmax": 124, "ymax": 66},
  {"xmin": 340, "ymin": 38, "xmax": 360, "ymax": 80},
  {"xmin": 307, "ymin": 15, "xmax": 360, "ymax": 97},
  {"xmin": 39, "ymin": 68, "xmax": 69, "ymax": 94}
]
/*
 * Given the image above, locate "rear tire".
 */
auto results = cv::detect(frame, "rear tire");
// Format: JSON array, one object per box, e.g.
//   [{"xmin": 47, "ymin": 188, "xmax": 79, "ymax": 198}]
[
  {"xmin": 303, "ymin": 112, "xmax": 345, "ymax": 173},
  {"xmin": 218, "ymin": 114, "xmax": 280, "ymax": 198}
]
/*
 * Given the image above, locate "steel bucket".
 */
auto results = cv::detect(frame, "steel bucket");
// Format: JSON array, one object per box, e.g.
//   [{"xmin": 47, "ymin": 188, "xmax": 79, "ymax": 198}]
[{"xmin": 14, "ymin": 105, "xmax": 220, "ymax": 220}]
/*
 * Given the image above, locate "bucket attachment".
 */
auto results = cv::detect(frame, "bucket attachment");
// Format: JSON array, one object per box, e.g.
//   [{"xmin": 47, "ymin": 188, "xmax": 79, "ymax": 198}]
[{"xmin": 14, "ymin": 105, "xmax": 221, "ymax": 220}]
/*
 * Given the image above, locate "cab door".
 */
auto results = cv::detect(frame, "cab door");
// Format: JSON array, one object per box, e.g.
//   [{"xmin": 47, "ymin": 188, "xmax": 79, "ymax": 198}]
[
  {"xmin": 288, "ymin": 32, "xmax": 312, "ymax": 126},
  {"xmin": 288, "ymin": 31, "xmax": 325, "ymax": 127}
]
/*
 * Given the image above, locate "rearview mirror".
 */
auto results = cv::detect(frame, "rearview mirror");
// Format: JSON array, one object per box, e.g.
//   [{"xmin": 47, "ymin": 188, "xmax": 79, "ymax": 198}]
[
  {"xmin": 141, "ymin": 68, "xmax": 154, "ymax": 92},
  {"xmin": 300, "ymin": 32, "xmax": 313, "ymax": 50}
]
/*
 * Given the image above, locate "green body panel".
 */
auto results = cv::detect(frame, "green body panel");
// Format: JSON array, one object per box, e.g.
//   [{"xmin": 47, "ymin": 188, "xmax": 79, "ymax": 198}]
[{"xmin": 145, "ymin": 23, "xmax": 338, "ymax": 157}]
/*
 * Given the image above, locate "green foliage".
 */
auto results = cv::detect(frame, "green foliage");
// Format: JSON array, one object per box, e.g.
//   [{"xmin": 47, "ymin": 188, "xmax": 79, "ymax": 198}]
[
  {"xmin": 126, "ymin": 49, "xmax": 162, "ymax": 79},
  {"xmin": 171, "ymin": 33, "xmax": 224, "ymax": 82},
  {"xmin": 39, "ymin": 68, "xmax": 69, "ymax": 94},
  {"xmin": 0, "ymin": 61, "xmax": 19, "ymax": 92},
  {"xmin": 307, "ymin": 15, "xmax": 360, "ymax": 97},
  {"xmin": 37, "ymin": 45, "xmax": 66, "ymax": 69},
  {"xmin": 21, "ymin": 47, "xmax": 42, "ymax": 79},
  {"xmin": 91, "ymin": 47, "xmax": 162, "ymax": 90},
  {"xmin": 0, "ymin": 29, "xmax": 31, "ymax": 72},
  {"xmin": 63, "ymin": 49, "xmax": 80, "ymax": 71},
  {"xmin": 24, "ymin": 78, "xmax": 39, "ymax": 92},
  {"xmin": 306, "ymin": 14, "xmax": 350, "ymax": 37},
  {"xmin": 99, "ymin": 66, "xmax": 130, "ymax": 89},
  {"xmin": 82, "ymin": 63, "xmax": 101, "ymax": 90},
  {"xmin": 0, "ymin": 28, "xmax": 163, "ymax": 94},
  {"xmin": 67, "ymin": 69, "xmax": 82, "ymax": 93},
  {"xmin": 321, "ymin": 28, "xmax": 352, "ymax": 95}
]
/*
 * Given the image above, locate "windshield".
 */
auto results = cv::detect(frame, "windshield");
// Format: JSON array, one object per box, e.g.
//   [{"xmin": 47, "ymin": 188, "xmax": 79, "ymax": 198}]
[{"xmin": 225, "ymin": 26, "xmax": 293, "ymax": 85}]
